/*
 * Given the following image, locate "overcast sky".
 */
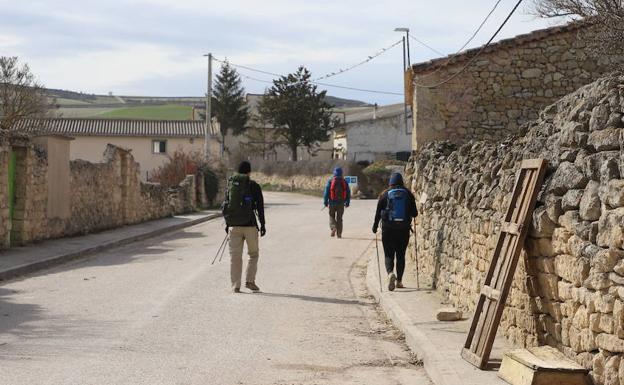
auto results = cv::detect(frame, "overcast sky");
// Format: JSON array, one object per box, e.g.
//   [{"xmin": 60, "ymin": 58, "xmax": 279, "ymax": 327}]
[{"xmin": 0, "ymin": 0, "xmax": 566, "ymax": 104}]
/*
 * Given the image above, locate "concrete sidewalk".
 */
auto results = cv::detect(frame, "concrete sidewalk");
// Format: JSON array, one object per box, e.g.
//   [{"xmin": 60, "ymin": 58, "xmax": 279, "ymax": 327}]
[
  {"xmin": 366, "ymin": 249, "xmax": 510, "ymax": 385},
  {"xmin": 0, "ymin": 210, "xmax": 221, "ymax": 281}
]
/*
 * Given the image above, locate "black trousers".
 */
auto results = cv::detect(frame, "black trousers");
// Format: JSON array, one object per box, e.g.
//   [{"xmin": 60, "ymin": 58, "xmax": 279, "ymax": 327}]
[{"xmin": 382, "ymin": 228, "xmax": 410, "ymax": 282}]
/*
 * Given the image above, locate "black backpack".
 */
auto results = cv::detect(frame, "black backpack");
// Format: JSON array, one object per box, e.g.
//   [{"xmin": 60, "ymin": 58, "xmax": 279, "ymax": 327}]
[{"xmin": 223, "ymin": 174, "xmax": 255, "ymax": 226}]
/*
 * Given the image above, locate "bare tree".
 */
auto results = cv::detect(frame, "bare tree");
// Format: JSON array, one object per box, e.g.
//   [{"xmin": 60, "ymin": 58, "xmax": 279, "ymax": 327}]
[
  {"xmin": 532, "ymin": 1, "xmax": 624, "ymax": 56},
  {"xmin": 0, "ymin": 56, "xmax": 51, "ymax": 131}
]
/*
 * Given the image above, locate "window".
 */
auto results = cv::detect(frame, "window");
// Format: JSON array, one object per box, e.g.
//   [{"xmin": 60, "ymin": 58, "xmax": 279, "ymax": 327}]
[{"xmin": 152, "ymin": 140, "xmax": 166, "ymax": 154}]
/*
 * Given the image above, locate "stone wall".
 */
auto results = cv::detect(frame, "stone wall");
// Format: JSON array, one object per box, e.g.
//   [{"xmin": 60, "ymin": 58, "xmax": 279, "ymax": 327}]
[
  {"xmin": 0, "ymin": 132, "xmax": 10, "ymax": 248},
  {"xmin": 0, "ymin": 138, "xmax": 206, "ymax": 247},
  {"xmin": 411, "ymin": 22, "xmax": 624, "ymax": 149},
  {"xmin": 406, "ymin": 75, "xmax": 624, "ymax": 384}
]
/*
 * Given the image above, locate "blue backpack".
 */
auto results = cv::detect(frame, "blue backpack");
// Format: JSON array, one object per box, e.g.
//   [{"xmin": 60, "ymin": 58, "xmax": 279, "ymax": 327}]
[{"xmin": 385, "ymin": 188, "xmax": 408, "ymax": 223}]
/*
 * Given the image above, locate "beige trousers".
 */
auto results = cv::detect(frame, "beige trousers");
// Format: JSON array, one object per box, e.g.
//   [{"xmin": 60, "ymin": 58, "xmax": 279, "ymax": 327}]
[{"xmin": 229, "ymin": 226, "xmax": 260, "ymax": 289}]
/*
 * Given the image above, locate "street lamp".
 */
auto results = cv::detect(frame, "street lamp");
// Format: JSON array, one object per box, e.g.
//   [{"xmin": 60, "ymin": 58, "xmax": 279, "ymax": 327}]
[
  {"xmin": 394, "ymin": 28, "xmax": 411, "ymax": 135},
  {"xmin": 394, "ymin": 27, "xmax": 410, "ymax": 68}
]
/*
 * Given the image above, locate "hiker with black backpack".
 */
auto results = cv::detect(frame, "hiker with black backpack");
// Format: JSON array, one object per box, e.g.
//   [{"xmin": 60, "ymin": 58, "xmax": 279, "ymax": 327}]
[
  {"xmin": 323, "ymin": 167, "xmax": 350, "ymax": 238},
  {"xmin": 372, "ymin": 172, "xmax": 417, "ymax": 291},
  {"xmin": 223, "ymin": 161, "xmax": 266, "ymax": 293}
]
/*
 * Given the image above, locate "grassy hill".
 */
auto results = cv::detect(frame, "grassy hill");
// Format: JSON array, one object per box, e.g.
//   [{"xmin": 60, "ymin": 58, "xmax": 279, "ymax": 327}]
[
  {"xmin": 96, "ymin": 104, "xmax": 194, "ymax": 120},
  {"xmin": 46, "ymin": 88, "xmax": 368, "ymax": 120}
]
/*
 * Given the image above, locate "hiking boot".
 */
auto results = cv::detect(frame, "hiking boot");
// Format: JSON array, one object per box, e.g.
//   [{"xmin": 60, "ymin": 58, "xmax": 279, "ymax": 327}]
[
  {"xmin": 396, "ymin": 281, "xmax": 404, "ymax": 289},
  {"xmin": 245, "ymin": 282, "xmax": 260, "ymax": 292},
  {"xmin": 388, "ymin": 273, "xmax": 396, "ymax": 292},
  {"xmin": 233, "ymin": 287, "xmax": 241, "ymax": 293},
  {"xmin": 331, "ymin": 229, "xmax": 336, "ymax": 237}
]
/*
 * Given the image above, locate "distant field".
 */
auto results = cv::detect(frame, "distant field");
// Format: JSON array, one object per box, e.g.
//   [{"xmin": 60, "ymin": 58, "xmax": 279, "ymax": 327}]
[{"xmin": 96, "ymin": 104, "xmax": 194, "ymax": 120}]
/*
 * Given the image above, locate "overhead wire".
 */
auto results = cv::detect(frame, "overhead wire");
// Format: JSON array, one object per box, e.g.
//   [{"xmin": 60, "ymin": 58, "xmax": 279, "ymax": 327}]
[
  {"xmin": 413, "ymin": 0, "xmax": 506, "ymax": 81},
  {"xmin": 414, "ymin": 0, "xmax": 524, "ymax": 89},
  {"xmin": 313, "ymin": 39, "xmax": 402, "ymax": 81},
  {"xmin": 214, "ymin": 57, "xmax": 403, "ymax": 96}
]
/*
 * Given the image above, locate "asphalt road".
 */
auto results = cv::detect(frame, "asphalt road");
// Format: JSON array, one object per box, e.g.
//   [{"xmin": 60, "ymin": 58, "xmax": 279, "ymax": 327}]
[{"xmin": 0, "ymin": 192, "xmax": 430, "ymax": 385}]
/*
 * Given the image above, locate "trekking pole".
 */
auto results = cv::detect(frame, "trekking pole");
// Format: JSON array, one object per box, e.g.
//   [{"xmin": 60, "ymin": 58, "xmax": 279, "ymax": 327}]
[
  {"xmin": 211, "ymin": 233, "xmax": 229, "ymax": 265},
  {"xmin": 413, "ymin": 218, "xmax": 420, "ymax": 289},
  {"xmin": 218, "ymin": 237, "xmax": 229, "ymax": 263},
  {"xmin": 375, "ymin": 233, "xmax": 383, "ymax": 293}
]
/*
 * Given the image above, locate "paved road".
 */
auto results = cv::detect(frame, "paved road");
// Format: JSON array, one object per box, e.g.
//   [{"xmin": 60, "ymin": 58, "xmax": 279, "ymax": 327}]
[{"xmin": 0, "ymin": 192, "xmax": 430, "ymax": 385}]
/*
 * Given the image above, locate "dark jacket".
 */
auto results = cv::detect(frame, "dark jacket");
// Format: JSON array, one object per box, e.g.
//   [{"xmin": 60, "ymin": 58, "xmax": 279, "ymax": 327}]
[
  {"xmin": 225, "ymin": 179, "xmax": 265, "ymax": 228},
  {"xmin": 244, "ymin": 180, "xmax": 265, "ymax": 228},
  {"xmin": 373, "ymin": 187, "xmax": 417, "ymax": 231}
]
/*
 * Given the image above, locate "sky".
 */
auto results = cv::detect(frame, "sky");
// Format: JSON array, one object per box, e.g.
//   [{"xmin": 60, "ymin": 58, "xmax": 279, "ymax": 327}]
[{"xmin": 0, "ymin": 0, "xmax": 567, "ymax": 104}]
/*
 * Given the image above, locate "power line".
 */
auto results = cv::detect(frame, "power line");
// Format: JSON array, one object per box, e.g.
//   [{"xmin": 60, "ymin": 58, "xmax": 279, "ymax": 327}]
[
  {"xmin": 214, "ymin": 57, "xmax": 403, "ymax": 96},
  {"xmin": 409, "ymin": 35, "xmax": 445, "ymax": 56},
  {"xmin": 415, "ymin": 0, "xmax": 524, "ymax": 89},
  {"xmin": 455, "ymin": 0, "xmax": 505, "ymax": 53},
  {"xmin": 314, "ymin": 39, "xmax": 402, "ymax": 81},
  {"xmin": 413, "ymin": 0, "xmax": 505, "ymax": 81}
]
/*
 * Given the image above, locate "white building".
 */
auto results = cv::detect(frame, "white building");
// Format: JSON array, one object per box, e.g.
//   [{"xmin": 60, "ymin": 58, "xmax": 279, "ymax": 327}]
[{"xmin": 333, "ymin": 104, "xmax": 412, "ymax": 162}]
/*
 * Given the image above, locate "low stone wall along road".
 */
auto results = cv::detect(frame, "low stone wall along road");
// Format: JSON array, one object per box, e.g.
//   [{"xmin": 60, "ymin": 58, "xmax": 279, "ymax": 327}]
[{"xmin": 0, "ymin": 192, "xmax": 430, "ymax": 385}]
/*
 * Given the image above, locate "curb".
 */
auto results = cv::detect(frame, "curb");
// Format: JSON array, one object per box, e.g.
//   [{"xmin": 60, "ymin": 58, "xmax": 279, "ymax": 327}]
[
  {"xmin": 365, "ymin": 251, "xmax": 461, "ymax": 385},
  {"xmin": 0, "ymin": 213, "xmax": 221, "ymax": 282}
]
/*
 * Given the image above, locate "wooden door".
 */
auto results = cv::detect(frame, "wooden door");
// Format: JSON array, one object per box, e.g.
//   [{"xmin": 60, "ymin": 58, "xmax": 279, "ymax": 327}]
[{"xmin": 462, "ymin": 159, "xmax": 548, "ymax": 369}]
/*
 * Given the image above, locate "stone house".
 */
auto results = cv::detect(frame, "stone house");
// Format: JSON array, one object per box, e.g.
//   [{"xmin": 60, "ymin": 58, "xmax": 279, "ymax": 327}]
[
  {"xmin": 12, "ymin": 119, "xmax": 217, "ymax": 180},
  {"xmin": 333, "ymin": 103, "xmax": 412, "ymax": 162},
  {"xmin": 408, "ymin": 21, "xmax": 624, "ymax": 149}
]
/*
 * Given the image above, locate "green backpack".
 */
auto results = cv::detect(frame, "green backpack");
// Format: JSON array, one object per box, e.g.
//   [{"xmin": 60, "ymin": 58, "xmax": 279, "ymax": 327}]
[{"xmin": 223, "ymin": 173, "xmax": 255, "ymax": 226}]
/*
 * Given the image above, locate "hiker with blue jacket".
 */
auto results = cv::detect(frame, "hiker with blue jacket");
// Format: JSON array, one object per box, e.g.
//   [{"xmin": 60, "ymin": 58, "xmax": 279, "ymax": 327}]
[
  {"xmin": 223, "ymin": 161, "xmax": 266, "ymax": 293},
  {"xmin": 372, "ymin": 172, "xmax": 417, "ymax": 291},
  {"xmin": 323, "ymin": 167, "xmax": 351, "ymax": 238}
]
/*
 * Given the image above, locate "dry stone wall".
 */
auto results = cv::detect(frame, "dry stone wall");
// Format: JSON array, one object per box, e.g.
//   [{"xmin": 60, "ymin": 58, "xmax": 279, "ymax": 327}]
[
  {"xmin": 412, "ymin": 23, "xmax": 624, "ymax": 148},
  {"xmin": 406, "ymin": 75, "xmax": 624, "ymax": 384},
  {"xmin": 0, "ymin": 139, "xmax": 204, "ymax": 247}
]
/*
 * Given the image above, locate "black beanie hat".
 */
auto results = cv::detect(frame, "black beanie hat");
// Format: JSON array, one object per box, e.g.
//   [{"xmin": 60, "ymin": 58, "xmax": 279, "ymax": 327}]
[{"xmin": 238, "ymin": 161, "xmax": 251, "ymax": 174}]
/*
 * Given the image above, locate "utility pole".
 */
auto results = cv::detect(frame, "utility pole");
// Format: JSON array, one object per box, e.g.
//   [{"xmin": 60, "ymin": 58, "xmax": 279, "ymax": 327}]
[
  {"xmin": 203, "ymin": 53, "xmax": 213, "ymax": 161},
  {"xmin": 395, "ymin": 28, "xmax": 411, "ymax": 135}
]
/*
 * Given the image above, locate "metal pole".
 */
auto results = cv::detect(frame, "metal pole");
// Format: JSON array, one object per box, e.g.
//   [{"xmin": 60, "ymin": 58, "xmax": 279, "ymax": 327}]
[
  {"xmin": 402, "ymin": 37, "xmax": 409, "ymax": 136},
  {"xmin": 406, "ymin": 30, "xmax": 411, "ymax": 67},
  {"xmin": 204, "ymin": 53, "xmax": 213, "ymax": 161}
]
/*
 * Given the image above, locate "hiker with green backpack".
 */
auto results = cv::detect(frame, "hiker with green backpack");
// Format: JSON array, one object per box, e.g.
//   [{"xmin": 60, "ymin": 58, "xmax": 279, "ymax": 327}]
[
  {"xmin": 323, "ymin": 167, "xmax": 351, "ymax": 238},
  {"xmin": 223, "ymin": 161, "xmax": 266, "ymax": 293}
]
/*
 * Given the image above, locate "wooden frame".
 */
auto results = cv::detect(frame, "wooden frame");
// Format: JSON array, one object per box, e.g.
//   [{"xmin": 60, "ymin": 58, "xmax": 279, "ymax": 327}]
[{"xmin": 462, "ymin": 158, "xmax": 548, "ymax": 370}]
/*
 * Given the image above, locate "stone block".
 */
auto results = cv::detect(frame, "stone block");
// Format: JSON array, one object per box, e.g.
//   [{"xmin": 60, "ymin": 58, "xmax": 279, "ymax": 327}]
[
  {"xmin": 548, "ymin": 162, "xmax": 588, "ymax": 195},
  {"xmin": 569, "ymin": 326, "xmax": 597, "ymax": 352},
  {"xmin": 552, "ymin": 228, "xmax": 572, "ymax": 254},
  {"xmin": 537, "ymin": 272, "xmax": 560, "ymax": 300},
  {"xmin": 584, "ymin": 272, "xmax": 612, "ymax": 290},
  {"xmin": 604, "ymin": 179, "xmax": 624, "ymax": 209},
  {"xmin": 436, "ymin": 307, "xmax": 462, "ymax": 321},
  {"xmin": 603, "ymin": 355, "xmax": 620, "ymax": 385},
  {"xmin": 555, "ymin": 254, "xmax": 590, "ymax": 286},
  {"xmin": 562, "ymin": 189, "xmax": 584, "ymax": 211},
  {"xmin": 600, "ymin": 313, "xmax": 614, "ymax": 334},
  {"xmin": 580, "ymin": 181, "xmax": 601, "ymax": 221},
  {"xmin": 592, "ymin": 248, "xmax": 623, "ymax": 273},
  {"xmin": 572, "ymin": 305, "xmax": 590, "ymax": 329},
  {"xmin": 561, "ymin": 211, "xmax": 582, "ymax": 233},
  {"xmin": 596, "ymin": 333, "xmax": 624, "ymax": 352},
  {"xmin": 597, "ymin": 208, "xmax": 624, "ymax": 249},
  {"xmin": 589, "ymin": 104, "xmax": 609, "ymax": 132},
  {"xmin": 588, "ymin": 128, "xmax": 622, "ymax": 152}
]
